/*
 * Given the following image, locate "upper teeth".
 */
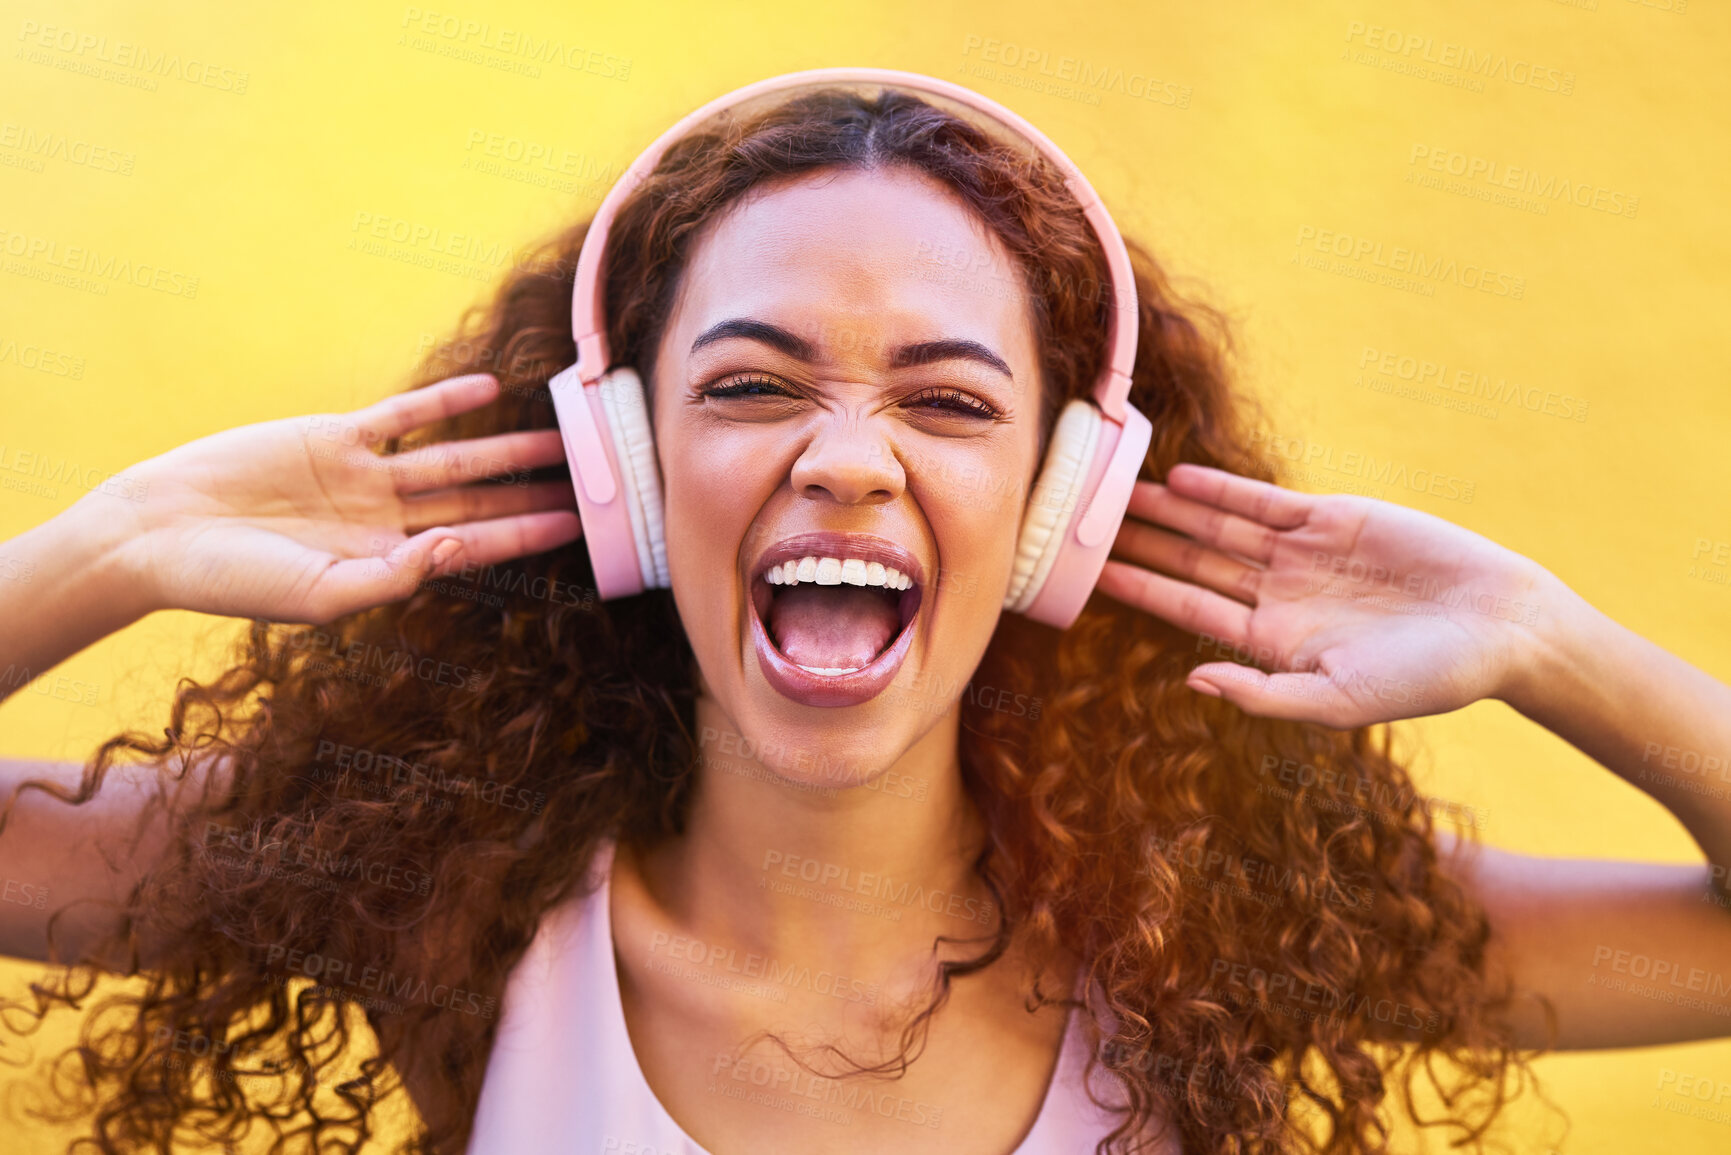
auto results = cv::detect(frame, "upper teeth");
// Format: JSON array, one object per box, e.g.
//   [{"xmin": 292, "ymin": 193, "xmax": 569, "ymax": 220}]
[{"xmin": 765, "ymin": 555, "xmax": 912, "ymax": 589}]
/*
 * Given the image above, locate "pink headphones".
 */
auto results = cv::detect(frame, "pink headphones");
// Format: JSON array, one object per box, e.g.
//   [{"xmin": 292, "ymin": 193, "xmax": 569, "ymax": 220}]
[{"xmin": 547, "ymin": 67, "xmax": 1151, "ymax": 629}]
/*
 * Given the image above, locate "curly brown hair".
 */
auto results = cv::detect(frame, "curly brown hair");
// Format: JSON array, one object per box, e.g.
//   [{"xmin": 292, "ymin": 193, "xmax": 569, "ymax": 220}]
[{"xmin": 1, "ymin": 86, "xmax": 1541, "ymax": 1155}]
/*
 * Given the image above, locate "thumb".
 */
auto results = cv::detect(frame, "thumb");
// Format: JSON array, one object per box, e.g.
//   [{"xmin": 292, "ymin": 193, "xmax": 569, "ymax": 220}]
[
  {"xmin": 303, "ymin": 527, "xmax": 466, "ymax": 621},
  {"xmin": 1186, "ymin": 662, "xmax": 1354, "ymax": 725}
]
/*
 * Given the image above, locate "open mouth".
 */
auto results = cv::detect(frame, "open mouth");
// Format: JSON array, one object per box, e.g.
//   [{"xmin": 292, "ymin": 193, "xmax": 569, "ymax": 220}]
[{"xmin": 747, "ymin": 533, "xmax": 925, "ymax": 708}]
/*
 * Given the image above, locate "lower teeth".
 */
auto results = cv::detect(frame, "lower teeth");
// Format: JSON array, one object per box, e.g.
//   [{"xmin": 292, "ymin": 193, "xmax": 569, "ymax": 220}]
[{"xmin": 798, "ymin": 665, "xmax": 863, "ymax": 676}]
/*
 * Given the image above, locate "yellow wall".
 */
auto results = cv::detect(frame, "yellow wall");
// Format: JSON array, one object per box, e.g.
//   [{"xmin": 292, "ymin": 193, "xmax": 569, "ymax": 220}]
[{"xmin": 2, "ymin": 0, "xmax": 1727, "ymax": 1150}]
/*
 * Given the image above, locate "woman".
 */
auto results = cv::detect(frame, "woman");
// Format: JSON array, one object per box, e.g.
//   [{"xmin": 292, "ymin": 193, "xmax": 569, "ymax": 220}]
[{"xmin": 2, "ymin": 80, "xmax": 1729, "ymax": 1155}]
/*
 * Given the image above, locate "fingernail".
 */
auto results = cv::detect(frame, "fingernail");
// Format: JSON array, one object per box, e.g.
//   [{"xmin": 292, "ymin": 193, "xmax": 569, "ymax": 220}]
[
  {"xmin": 428, "ymin": 538, "xmax": 462, "ymax": 570},
  {"xmin": 1189, "ymin": 679, "xmax": 1222, "ymax": 698}
]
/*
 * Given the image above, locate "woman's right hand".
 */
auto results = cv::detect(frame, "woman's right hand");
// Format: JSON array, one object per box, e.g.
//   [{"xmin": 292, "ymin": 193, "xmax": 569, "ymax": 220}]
[{"xmin": 100, "ymin": 372, "xmax": 582, "ymax": 625}]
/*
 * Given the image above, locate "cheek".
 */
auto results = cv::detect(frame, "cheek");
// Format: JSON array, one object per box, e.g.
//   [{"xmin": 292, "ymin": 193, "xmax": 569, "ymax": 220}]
[
  {"xmin": 912, "ymin": 456, "xmax": 1032, "ymax": 620},
  {"xmin": 661, "ymin": 425, "xmax": 770, "ymax": 530},
  {"xmin": 658, "ymin": 426, "xmax": 776, "ymax": 630}
]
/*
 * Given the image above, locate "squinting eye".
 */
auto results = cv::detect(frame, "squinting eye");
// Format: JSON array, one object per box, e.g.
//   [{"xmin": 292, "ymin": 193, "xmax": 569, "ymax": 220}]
[
  {"xmin": 701, "ymin": 374, "xmax": 795, "ymax": 399},
  {"xmin": 904, "ymin": 387, "xmax": 1003, "ymax": 420}
]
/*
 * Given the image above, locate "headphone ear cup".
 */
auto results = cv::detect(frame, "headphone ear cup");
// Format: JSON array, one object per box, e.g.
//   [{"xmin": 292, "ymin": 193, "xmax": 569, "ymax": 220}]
[
  {"xmin": 1004, "ymin": 400, "xmax": 1101, "ymax": 614},
  {"xmin": 596, "ymin": 366, "xmax": 669, "ymax": 589}
]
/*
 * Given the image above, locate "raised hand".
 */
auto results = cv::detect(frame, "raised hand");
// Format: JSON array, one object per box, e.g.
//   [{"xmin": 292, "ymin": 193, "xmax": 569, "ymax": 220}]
[
  {"xmin": 1094, "ymin": 463, "xmax": 1560, "ymax": 728},
  {"xmin": 105, "ymin": 373, "xmax": 582, "ymax": 624}
]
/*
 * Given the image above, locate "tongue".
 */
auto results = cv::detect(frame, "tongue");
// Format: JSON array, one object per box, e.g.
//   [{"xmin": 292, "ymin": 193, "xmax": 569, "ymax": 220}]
[{"xmin": 767, "ymin": 585, "xmax": 901, "ymax": 671}]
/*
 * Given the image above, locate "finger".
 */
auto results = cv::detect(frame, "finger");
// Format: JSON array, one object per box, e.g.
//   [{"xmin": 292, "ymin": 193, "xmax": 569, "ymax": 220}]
[
  {"xmin": 1163, "ymin": 464, "xmax": 1314, "ymax": 529},
  {"xmin": 1095, "ymin": 559, "xmax": 1252, "ymax": 641},
  {"xmin": 1186, "ymin": 662, "xmax": 1356, "ymax": 727},
  {"xmin": 435, "ymin": 510, "xmax": 583, "ymax": 571},
  {"xmin": 1111, "ymin": 519, "xmax": 1262, "ymax": 606},
  {"xmin": 387, "ymin": 429, "xmax": 568, "ymax": 494},
  {"xmin": 297, "ymin": 526, "xmax": 471, "ymax": 622},
  {"xmin": 349, "ymin": 374, "xmax": 502, "ymax": 443},
  {"xmin": 401, "ymin": 479, "xmax": 577, "ymax": 534},
  {"xmin": 296, "ymin": 511, "xmax": 582, "ymax": 623},
  {"xmin": 1125, "ymin": 482, "xmax": 1283, "ymax": 566}
]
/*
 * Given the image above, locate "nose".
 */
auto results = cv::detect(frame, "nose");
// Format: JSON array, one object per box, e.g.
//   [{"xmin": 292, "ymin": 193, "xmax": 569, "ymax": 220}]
[{"xmin": 789, "ymin": 407, "xmax": 905, "ymax": 506}]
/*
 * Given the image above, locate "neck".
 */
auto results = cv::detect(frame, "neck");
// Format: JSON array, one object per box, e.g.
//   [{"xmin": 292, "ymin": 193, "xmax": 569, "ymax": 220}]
[{"xmin": 634, "ymin": 694, "xmax": 997, "ymax": 975}]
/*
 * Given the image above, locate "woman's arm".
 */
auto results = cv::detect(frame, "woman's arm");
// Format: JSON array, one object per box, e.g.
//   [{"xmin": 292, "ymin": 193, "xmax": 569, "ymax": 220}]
[
  {"xmin": 0, "ymin": 755, "xmax": 218, "ymax": 967},
  {"xmin": 1503, "ymin": 575, "xmax": 1731, "ymax": 885},
  {"xmin": 0, "ymin": 373, "xmax": 582, "ymax": 964},
  {"xmin": 1438, "ymin": 581, "xmax": 1731, "ymax": 1051},
  {"xmin": 1, "ymin": 373, "xmax": 576, "ymax": 708},
  {"xmin": 0, "ymin": 492, "xmax": 155, "ymax": 707},
  {"xmin": 1096, "ymin": 464, "xmax": 1731, "ymax": 1050},
  {"xmin": 1439, "ymin": 833, "xmax": 1731, "ymax": 1050}
]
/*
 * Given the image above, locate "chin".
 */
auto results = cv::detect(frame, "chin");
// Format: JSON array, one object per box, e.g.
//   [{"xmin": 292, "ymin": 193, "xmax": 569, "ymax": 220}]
[{"xmin": 700, "ymin": 669, "xmax": 950, "ymax": 792}]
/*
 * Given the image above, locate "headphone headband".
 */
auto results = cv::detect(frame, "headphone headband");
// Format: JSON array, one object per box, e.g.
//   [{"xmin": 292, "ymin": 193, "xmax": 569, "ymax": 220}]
[
  {"xmin": 553, "ymin": 68, "xmax": 1154, "ymax": 629},
  {"xmin": 569, "ymin": 67, "xmax": 1138, "ymax": 418}
]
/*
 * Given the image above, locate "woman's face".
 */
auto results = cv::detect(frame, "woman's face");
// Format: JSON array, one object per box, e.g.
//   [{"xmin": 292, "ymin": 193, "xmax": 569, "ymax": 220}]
[{"xmin": 650, "ymin": 164, "xmax": 1045, "ymax": 786}]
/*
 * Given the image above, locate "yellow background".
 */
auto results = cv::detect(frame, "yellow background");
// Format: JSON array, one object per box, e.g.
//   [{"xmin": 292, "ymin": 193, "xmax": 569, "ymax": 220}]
[{"xmin": 2, "ymin": 0, "xmax": 1728, "ymax": 1150}]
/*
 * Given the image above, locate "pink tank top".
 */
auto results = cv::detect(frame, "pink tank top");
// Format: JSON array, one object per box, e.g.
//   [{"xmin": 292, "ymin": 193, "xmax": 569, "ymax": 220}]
[{"xmin": 468, "ymin": 841, "xmax": 1181, "ymax": 1153}]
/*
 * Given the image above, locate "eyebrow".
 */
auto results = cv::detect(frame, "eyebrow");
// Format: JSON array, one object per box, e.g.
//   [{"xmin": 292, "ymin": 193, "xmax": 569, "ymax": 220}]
[{"xmin": 690, "ymin": 317, "xmax": 1014, "ymax": 381}]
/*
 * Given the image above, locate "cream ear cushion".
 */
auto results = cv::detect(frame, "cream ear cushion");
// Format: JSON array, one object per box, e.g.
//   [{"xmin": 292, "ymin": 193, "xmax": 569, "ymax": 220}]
[
  {"xmin": 1004, "ymin": 399, "xmax": 1101, "ymax": 613},
  {"xmin": 596, "ymin": 366, "xmax": 670, "ymax": 589}
]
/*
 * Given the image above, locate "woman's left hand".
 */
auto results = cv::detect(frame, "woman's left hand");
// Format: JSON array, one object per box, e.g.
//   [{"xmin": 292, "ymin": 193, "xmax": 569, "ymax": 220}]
[{"xmin": 1094, "ymin": 463, "xmax": 1561, "ymax": 728}]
